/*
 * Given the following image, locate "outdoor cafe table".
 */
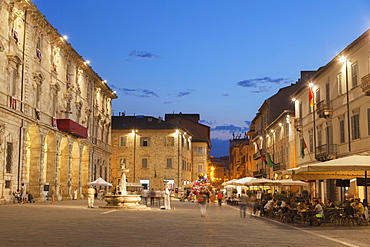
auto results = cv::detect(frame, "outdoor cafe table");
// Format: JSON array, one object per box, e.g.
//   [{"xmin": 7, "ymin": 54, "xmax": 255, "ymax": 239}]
[{"xmin": 297, "ymin": 210, "xmax": 316, "ymax": 226}]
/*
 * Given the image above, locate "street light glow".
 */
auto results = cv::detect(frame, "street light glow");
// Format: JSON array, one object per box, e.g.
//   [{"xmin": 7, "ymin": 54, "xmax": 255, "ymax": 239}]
[{"xmin": 340, "ymin": 56, "xmax": 347, "ymax": 63}]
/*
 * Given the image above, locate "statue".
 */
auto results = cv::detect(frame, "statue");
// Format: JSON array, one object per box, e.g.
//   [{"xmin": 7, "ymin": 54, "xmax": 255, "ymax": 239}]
[{"xmin": 119, "ymin": 159, "xmax": 130, "ymax": 195}]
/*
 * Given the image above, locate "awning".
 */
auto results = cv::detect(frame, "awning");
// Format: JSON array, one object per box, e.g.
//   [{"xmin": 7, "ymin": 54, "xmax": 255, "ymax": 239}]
[{"xmin": 292, "ymin": 155, "xmax": 370, "ymax": 180}]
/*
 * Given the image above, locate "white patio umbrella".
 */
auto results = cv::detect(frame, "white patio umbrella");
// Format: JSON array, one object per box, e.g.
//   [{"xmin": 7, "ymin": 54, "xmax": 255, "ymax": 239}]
[
  {"xmin": 232, "ymin": 177, "xmax": 257, "ymax": 185},
  {"xmin": 88, "ymin": 177, "xmax": 112, "ymax": 186},
  {"xmin": 248, "ymin": 178, "xmax": 278, "ymax": 186},
  {"xmin": 274, "ymin": 179, "xmax": 308, "ymax": 186}
]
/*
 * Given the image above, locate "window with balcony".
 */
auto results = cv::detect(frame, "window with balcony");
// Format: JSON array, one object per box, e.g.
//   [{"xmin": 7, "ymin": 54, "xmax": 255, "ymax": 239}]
[
  {"xmin": 316, "ymin": 87, "xmax": 321, "ymax": 104},
  {"xmin": 326, "ymin": 81, "xmax": 330, "ymax": 103},
  {"xmin": 351, "ymin": 62, "xmax": 358, "ymax": 87},
  {"xmin": 36, "ymin": 37, "xmax": 42, "ymax": 61},
  {"xmin": 351, "ymin": 113, "xmax": 360, "ymax": 140},
  {"xmin": 317, "ymin": 127, "xmax": 322, "ymax": 147}
]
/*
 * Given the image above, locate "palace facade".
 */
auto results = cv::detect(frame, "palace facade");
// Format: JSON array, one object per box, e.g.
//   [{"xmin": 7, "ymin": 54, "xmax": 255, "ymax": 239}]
[{"xmin": 0, "ymin": 0, "xmax": 117, "ymax": 202}]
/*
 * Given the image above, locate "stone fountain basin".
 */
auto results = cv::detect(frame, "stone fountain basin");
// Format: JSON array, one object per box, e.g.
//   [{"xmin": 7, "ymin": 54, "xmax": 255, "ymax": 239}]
[{"xmin": 100, "ymin": 194, "xmax": 150, "ymax": 210}]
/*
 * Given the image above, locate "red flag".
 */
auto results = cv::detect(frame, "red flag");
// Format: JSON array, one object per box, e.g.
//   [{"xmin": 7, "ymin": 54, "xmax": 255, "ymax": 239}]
[{"xmin": 309, "ymin": 87, "xmax": 314, "ymax": 106}]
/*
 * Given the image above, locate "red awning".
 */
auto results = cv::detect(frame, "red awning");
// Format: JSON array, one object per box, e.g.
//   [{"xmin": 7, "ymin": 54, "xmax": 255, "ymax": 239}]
[{"xmin": 57, "ymin": 119, "xmax": 88, "ymax": 138}]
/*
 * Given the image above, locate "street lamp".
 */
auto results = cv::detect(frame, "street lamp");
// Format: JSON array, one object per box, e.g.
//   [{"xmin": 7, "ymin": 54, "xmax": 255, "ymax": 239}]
[
  {"xmin": 340, "ymin": 56, "xmax": 351, "ymax": 152},
  {"xmin": 131, "ymin": 130, "xmax": 138, "ymax": 182}
]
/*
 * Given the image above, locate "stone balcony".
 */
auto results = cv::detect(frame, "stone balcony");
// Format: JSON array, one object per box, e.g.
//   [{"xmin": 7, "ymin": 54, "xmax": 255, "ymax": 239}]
[
  {"xmin": 294, "ymin": 118, "xmax": 302, "ymax": 132},
  {"xmin": 315, "ymin": 144, "xmax": 337, "ymax": 161},
  {"xmin": 361, "ymin": 74, "xmax": 370, "ymax": 96},
  {"xmin": 316, "ymin": 100, "xmax": 332, "ymax": 118}
]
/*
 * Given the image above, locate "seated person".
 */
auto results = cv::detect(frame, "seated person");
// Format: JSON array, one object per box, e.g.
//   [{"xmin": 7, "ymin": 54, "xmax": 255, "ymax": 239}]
[
  {"xmin": 312, "ymin": 200, "xmax": 324, "ymax": 225},
  {"xmin": 264, "ymin": 199, "xmax": 274, "ymax": 217},
  {"xmin": 344, "ymin": 201, "xmax": 355, "ymax": 216},
  {"xmin": 353, "ymin": 199, "xmax": 365, "ymax": 222},
  {"xmin": 326, "ymin": 199, "xmax": 335, "ymax": 208}
]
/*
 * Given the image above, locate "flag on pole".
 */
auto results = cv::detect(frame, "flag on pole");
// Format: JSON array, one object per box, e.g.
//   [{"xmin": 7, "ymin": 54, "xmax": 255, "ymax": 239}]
[
  {"xmin": 301, "ymin": 138, "xmax": 307, "ymax": 158},
  {"xmin": 309, "ymin": 87, "xmax": 315, "ymax": 106},
  {"xmin": 267, "ymin": 154, "xmax": 276, "ymax": 167}
]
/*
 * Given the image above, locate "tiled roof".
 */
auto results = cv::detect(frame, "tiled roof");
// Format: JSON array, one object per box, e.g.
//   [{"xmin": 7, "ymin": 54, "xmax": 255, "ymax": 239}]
[{"xmin": 112, "ymin": 116, "xmax": 179, "ymax": 130}]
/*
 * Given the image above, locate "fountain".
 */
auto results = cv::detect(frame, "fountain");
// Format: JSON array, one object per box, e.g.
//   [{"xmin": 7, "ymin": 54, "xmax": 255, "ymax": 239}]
[{"xmin": 100, "ymin": 161, "xmax": 149, "ymax": 210}]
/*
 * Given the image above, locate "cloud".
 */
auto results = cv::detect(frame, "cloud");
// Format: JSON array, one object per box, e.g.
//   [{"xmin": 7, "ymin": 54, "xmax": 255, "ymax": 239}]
[
  {"xmin": 237, "ymin": 77, "xmax": 294, "ymax": 93},
  {"xmin": 199, "ymin": 120, "xmax": 216, "ymax": 125},
  {"xmin": 110, "ymin": 85, "xmax": 159, "ymax": 98},
  {"xmin": 129, "ymin": 50, "xmax": 162, "ymax": 59},
  {"xmin": 163, "ymin": 101, "xmax": 173, "ymax": 104},
  {"xmin": 177, "ymin": 92, "xmax": 191, "ymax": 97},
  {"xmin": 221, "ymin": 94, "xmax": 229, "ymax": 96},
  {"xmin": 211, "ymin": 123, "xmax": 251, "ymax": 140}
]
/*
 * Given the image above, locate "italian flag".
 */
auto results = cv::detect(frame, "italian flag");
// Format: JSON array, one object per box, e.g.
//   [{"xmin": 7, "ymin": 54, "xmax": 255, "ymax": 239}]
[{"xmin": 301, "ymin": 139, "xmax": 307, "ymax": 159}]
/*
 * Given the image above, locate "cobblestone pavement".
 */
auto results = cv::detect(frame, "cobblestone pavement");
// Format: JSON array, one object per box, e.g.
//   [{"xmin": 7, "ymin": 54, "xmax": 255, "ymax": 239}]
[{"xmin": 0, "ymin": 199, "xmax": 369, "ymax": 247}]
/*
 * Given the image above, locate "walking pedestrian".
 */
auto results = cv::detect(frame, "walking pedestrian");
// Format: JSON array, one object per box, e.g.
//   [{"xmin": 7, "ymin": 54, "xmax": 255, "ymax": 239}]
[
  {"xmin": 87, "ymin": 185, "xmax": 95, "ymax": 208},
  {"xmin": 21, "ymin": 183, "xmax": 27, "ymax": 204},
  {"xmin": 50, "ymin": 187, "xmax": 56, "ymax": 204},
  {"xmin": 217, "ymin": 191, "xmax": 223, "ymax": 206},
  {"xmin": 150, "ymin": 188, "xmax": 155, "ymax": 206},
  {"xmin": 239, "ymin": 190, "xmax": 248, "ymax": 218},
  {"xmin": 198, "ymin": 190, "xmax": 208, "ymax": 217},
  {"xmin": 142, "ymin": 188, "xmax": 149, "ymax": 205}
]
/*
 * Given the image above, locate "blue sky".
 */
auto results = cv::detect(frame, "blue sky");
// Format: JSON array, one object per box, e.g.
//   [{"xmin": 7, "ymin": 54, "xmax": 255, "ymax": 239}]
[{"xmin": 32, "ymin": 0, "xmax": 370, "ymax": 156}]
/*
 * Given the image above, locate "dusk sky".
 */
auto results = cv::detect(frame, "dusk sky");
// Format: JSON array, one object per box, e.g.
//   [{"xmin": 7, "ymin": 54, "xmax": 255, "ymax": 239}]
[{"xmin": 32, "ymin": 0, "xmax": 370, "ymax": 156}]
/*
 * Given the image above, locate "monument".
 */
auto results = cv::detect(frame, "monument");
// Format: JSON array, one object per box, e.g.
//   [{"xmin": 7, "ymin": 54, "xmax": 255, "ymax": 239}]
[{"xmin": 100, "ymin": 161, "xmax": 149, "ymax": 210}]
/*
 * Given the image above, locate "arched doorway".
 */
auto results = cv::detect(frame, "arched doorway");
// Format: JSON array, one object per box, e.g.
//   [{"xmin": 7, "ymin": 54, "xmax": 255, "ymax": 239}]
[
  {"xmin": 25, "ymin": 125, "xmax": 41, "ymax": 197},
  {"xmin": 58, "ymin": 137, "xmax": 69, "ymax": 199},
  {"xmin": 80, "ymin": 146, "xmax": 89, "ymax": 198},
  {"xmin": 42, "ymin": 131, "xmax": 57, "ymax": 200},
  {"xmin": 71, "ymin": 141, "xmax": 80, "ymax": 198}
]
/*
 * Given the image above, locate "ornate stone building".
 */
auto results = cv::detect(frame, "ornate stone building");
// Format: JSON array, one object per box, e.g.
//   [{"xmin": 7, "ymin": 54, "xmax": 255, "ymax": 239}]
[
  {"xmin": 111, "ymin": 115, "xmax": 193, "ymax": 191},
  {"xmin": 0, "ymin": 0, "xmax": 117, "ymax": 202}
]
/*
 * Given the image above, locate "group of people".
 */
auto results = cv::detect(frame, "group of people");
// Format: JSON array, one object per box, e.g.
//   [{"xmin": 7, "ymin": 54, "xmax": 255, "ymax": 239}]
[{"xmin": 13, "ymin": 183, "xmax": 35, "ymax": 204}]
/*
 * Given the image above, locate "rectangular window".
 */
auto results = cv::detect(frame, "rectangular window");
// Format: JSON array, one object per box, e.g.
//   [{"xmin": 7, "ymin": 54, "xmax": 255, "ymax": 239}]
[
  {"xmin": 120, "ymin": 136, "xmax": 127, "ymax": 146},
  {"xmin": 339, "ymin": 120, "xmax": 345, "ymax": 143},
  {"xmin": 5, "ymin": 181, "xmax": 11, "ymax": 189},
  {"xmin": 368, "ymin": 109, "xmax": 370, "ymax": 135},
  {"xmin": 166, "ymin": 158, "xmax": 172, "ymax": 168},
  {"xmin": 142, "ymin": 158, "xmax": 148, "ymax": 168},
  {"xmin": 337, "ymin": 73, "xmax": 343, "ymax": 95},
  {"xmin": 198, "ymin": 165, "xmax": 202, "ymax": 172},
  {"xmin": 325, "ymin": 82, "xmax": 330, "ymax": 103},
  {"xmin": 6, "ymin": 142, "xmax": 12, "ymax": 173},
  {"xmin": 182, "ymin": 160, "xmax": 185, "ymax": 170},
  {"xmin": 316, "ymin": 87, "xmax": 320, "ymax": 104},
  {"xmin": 317, "ymin": 128, "xmax": 322, "ymax": 147},
  {"xmin": 351, "ymin": 62, "xmax": 358, "ymax": 87},
  {"xmin": 140, "ymin": 137, "xmax": 150, "ymax": 147},
  {"xmin": 196, "ymin": 147, "xmax": 206, "ymax": 155},
  {"xmin": 351, "ymin": 114, "xmax": 360, "ymax": 140},
  {"xmin": 164, "ymin": 136, "xmax": 174, "ymax": 146}
]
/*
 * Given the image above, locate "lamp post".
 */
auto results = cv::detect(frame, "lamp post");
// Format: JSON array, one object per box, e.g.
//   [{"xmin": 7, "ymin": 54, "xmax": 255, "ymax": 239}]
[
  {"xmin": 131, "ymin": 130, "xmax": 138, "ymax": 183},
  {"xmin": 340, "ymin": 56, "xmax": 351, "ymax": 152}
]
